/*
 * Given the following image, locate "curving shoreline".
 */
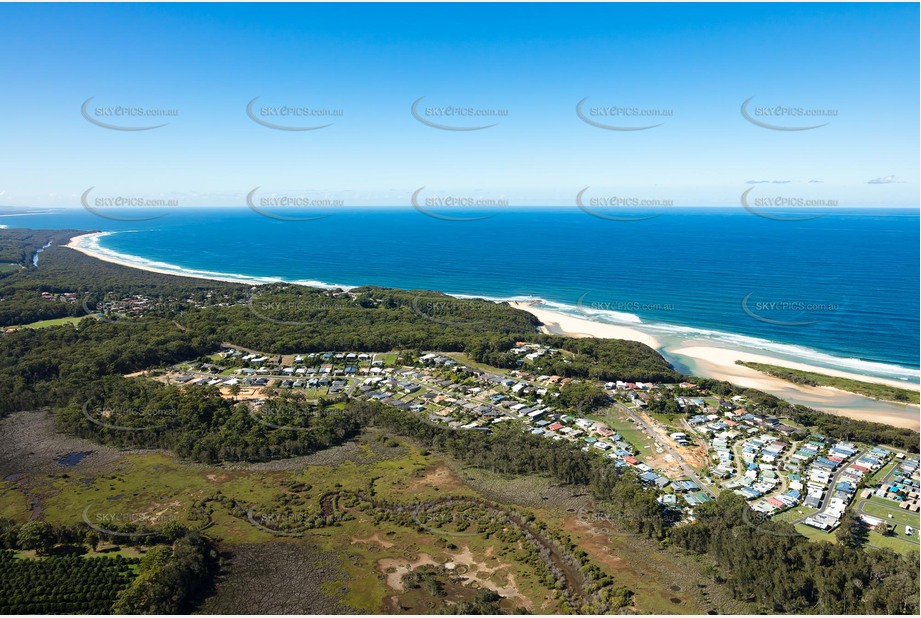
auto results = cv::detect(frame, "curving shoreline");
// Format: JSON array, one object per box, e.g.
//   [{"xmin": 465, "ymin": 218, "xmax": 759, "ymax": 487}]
[
  {"xmin": 517, "ymin": 308, "xmax": 920, "ymax": 430},
  {"xmin": 666, "ymin": 346, "xmax": 919, "ymax": 430},
  {"xmin": 508, "ymin": 302, "xmax": 918, "ymax": 430},
  {"xmin": 66, "ymin": 232, "xmax": 919, "ymax": 430},
  {"xmin": 508, "ymin": 301, "xmax": 662, "ymax": 348},
  {"xmin": 66, "ymin": 232, "xmax": 284, "ymax": 285}
]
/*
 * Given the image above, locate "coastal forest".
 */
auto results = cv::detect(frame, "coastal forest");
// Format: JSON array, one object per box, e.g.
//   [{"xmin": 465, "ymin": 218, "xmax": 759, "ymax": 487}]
[{"xmin": 0, "ymin": 228, "xmax": 918, "ymax": 615}]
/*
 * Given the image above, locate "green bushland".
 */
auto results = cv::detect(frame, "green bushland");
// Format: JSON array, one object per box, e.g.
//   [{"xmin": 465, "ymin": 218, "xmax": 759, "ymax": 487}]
[
  {"xmin": 2, "ymin": 229, "xmax": 920, "ymax": 614},
  {"xmin": 672, "ymin": 493, "xmax": 919, "ymax": 614},
  {"xmin": 7, "ymin": 235, "xmax": 912, "ymax": 455},
  {"xmin": 58, "ymin": 376, "xmax": 363, "ymax": 464},
  {"xmin": 111, "ymin": 532, "xmax": 215, "ymax": 614},
  {"xmin": 0, "ymin": 228, "xmax": 78, "ymax": 266},
  {"xmin": 364, "ymin": 402, "xmax": 919, "ymax": 613},
  {"xmin": 0, "ymin": 520, "xmax": 215, "ymax": 615}
]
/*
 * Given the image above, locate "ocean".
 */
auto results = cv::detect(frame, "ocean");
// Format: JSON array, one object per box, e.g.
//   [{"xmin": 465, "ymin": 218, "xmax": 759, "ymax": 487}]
[{"xmin": 4, "ymin": 206, "xmax": 919, "ymax": 383}]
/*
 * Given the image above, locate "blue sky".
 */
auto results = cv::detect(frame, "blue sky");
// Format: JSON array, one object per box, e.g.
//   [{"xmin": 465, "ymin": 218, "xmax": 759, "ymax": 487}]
[{"xmin": 0, "ymin": 2, "xmax": 918, "ymax": 208}]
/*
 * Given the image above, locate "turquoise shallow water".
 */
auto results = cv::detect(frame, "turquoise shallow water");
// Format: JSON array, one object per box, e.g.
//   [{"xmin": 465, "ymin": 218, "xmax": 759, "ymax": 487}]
[{"xmin": 4, "ymin": 206, "xmax": 919, "ymax": 382}]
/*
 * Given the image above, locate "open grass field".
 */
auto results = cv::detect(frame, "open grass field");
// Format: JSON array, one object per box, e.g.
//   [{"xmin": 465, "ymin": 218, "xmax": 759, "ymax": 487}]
[
  {"xmin": 775, "ymin": 497, "xmax": 919, "ymax": 556},
  {"xmin": 793, "ymin": 524, "xmax": 838, "ymax": 544},
  {"xmin": 374, "ymin": 352, "xmax": 400, "ymax": 366},
  {"xmin": 13, "ymin": 316, "xmax": 84, "ymax": 329},
  {"xmin": 793, "ymin": 516, "xmax": 919, "ymax": 557},
  {"xmin": 0, "ymin": 481, "xmax": 31, "ymax": 522},
  {"xmin": 869, "ymin": 460, "xmax": 898, "ymax": 484},
  {"xmin": 861, "ymin": 497, "xmax": 921, "ymax": 530},
  {"xmin": 779, "ymin": 418, "xmax": 810, "ymax": 431},
  {"xmin": 773, "ymin": 506, "xmax": 818, "ymax": 524},
  {"xmin": 647, "ymin": 411, "xmax": 683, "ymax": 427},
  {"xmin": 444, "ymin": 352, "xmax": 513, "ymax": 375},
  {"xmin": 300, "ymin": 386, "xmax": 329, "ymax": 399},
  {"xmin": 865, "ymin": 530, "xmax": 919, "ymax": 556},
  {"xmin": 591, "ymin": 406, "xmax": 655, "ymax": 458}
]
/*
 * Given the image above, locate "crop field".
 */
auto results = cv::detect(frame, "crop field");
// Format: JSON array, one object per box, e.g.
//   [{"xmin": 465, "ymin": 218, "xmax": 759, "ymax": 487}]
[
  {"xmin": 0, "ymin": 408, "xmax": 754, "ymax": 614},
  {"xmin": 0, "ymin": 551, "xmax": 139, "ymax": 614}
]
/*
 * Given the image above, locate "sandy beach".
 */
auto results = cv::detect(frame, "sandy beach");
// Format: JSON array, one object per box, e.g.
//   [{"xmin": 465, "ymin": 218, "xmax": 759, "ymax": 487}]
[
  {"xmin": 508, "ymin": 301, "xmax": 661, "ymax": 348},
  {"xmin": 669, "ymin": 346, "xmax": 919, "ymax": 430},
  {"xmin": 66, "ymin": 232, "xmax": 277, "ymax": 285},
  {"xmin": 511, "ymin": 303, "xmax": 919, "ymax": 431},
  {"xmin": 669, "ymin": 345, "xmax": 916, "ymax": 392},
  {"xmin": 66, "ymin": 234, "xmax": 919, "ymax": 430}
]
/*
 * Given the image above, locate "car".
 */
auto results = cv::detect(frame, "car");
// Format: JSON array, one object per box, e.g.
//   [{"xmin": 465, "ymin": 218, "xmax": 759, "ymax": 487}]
[{"xmin": 906, "ymin": 526, "xmax": 914, "ymax": 536}]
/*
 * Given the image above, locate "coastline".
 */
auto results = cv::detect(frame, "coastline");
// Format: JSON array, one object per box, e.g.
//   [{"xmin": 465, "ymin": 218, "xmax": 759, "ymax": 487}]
[
  {"xmin": 508, "ymin": 301, "xmax": 662, "ymax": 349},
  {"xmin": 667, "ymin": 345, "xmax": 919, "ymax": 430},
  {"xmin": 509, "ymin": 304, "xmax": 919, "ymax": 431},
  {"xmin": 669, "ymin": 345, "xmax": 915, "ymax": 392},
  {"xmin": 66, "ymin": 232, "xmax": 919, "ymax": 430},
  {"xmin": 66, "ymin": 232, "xmax": 283, "ymax": 286}
]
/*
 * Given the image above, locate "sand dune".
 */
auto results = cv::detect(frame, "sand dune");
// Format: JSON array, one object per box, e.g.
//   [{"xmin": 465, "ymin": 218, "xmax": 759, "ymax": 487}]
[{"xmin": 510, "ymin": 303, "xmax": 919, "ymax": 431}]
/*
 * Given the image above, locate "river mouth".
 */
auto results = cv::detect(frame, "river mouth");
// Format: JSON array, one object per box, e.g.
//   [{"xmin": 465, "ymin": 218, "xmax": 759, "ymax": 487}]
[{"xmin": 32, "ymin": 239, "xmax": 53, "ymax": 266}]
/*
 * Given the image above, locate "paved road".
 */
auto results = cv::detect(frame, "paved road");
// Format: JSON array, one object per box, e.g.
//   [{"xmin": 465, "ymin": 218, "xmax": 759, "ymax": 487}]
[
  {"xmin": 614, "ymin": 401, "xmax": 716, "ymax": 498},
  {"xmin": 171, "ymin": 367, "xmax": 359, "ymax": 398},
  {"xmin": 446, "ymin": 353, "xmax": 717, "ymax": 497},
  {"xmin": 852, "ymin": 464, "xmax": 921, "ymax": 547},
  {"xmin": 721, "ymin": 440, "xmax": 747, "ymax": 487},
  {"xmin": 792, "ymin": 450, "xmax": 865, "ymax": 524}
]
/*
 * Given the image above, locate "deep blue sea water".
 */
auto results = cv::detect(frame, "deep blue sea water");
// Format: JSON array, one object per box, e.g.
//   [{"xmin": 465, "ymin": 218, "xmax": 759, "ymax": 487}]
[{"xmin": 3, "ymin": 207, "xmax": 918, "ymax": 381}]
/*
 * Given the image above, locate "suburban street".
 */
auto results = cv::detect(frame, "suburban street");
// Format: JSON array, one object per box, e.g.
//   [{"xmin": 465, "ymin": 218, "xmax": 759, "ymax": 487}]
[
  {"xmin": 613, "ymin": 401, "xmax": 716, "ymax": 498},
  {"xmin": 792, "ymin": 450, "xmax": 866, "ymax": 525},
  {"xmin": 853, "ymin": 465, "xmax": 921, "ymax": 548}
]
